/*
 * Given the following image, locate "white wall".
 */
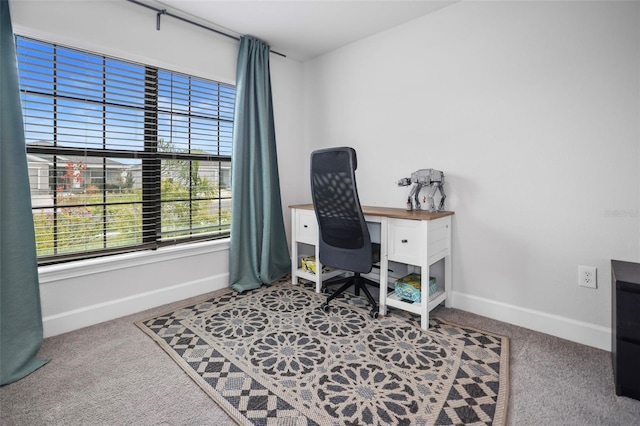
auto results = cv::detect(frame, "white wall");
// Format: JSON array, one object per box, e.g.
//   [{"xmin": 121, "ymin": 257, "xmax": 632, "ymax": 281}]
[
  {"xmin": 10, "ymin": 0, "xmax": 304, "ymax": 336},
  {"xmin": 303, "ymin": 0, "xmax": 640, "ymax": 349}
]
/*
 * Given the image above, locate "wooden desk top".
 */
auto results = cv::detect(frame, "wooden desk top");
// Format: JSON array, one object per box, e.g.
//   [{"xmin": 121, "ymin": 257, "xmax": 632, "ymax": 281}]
[{"xmin": 289, "ymin": 204, "xmax": 454, "ymax": 221}]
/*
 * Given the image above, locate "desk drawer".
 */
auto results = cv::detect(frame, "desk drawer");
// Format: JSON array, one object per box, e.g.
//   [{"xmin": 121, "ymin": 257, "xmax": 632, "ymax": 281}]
[
  {"xmin": 388, "ymin": 219, "xmax": 424, "ymax": 265},
  {"xmin": 296, "ymin": 209, "xmax": 318, "ymax": 244}
]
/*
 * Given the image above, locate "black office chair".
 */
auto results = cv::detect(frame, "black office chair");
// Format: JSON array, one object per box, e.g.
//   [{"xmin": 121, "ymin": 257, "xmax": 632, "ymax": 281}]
[{"xmin": 310, "ymin": 147, "xmax": 380, "ymax": 319}]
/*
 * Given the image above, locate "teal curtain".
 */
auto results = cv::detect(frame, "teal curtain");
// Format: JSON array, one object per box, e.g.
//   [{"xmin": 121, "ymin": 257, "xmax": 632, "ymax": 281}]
[
  {"xmin": 229, "ymin": 36, "xmax": 291, "ymax": 292},
  {"xmin": 0, "ymin": 0, "xmax": 49, "ymax": 385}
]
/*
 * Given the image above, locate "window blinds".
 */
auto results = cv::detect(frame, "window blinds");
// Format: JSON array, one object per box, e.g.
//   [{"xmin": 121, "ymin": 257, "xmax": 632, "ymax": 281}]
[{"xmin": 17, "ymin": 36, "xmax": 235, "ymax": 265}]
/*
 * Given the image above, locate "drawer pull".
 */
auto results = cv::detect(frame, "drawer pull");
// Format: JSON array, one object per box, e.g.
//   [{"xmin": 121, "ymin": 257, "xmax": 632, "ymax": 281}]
[
  {"xmin": 303, "ymin": 225, "xmax": 308, "ymax": 228},
  {"xmin": 401, "ymin": 239, "xmax": 408, "ymax": 243}
]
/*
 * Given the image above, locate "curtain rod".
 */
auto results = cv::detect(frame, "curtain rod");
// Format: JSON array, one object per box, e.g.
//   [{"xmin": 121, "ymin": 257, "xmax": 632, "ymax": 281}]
[{"xmin": 127, "ymin": 0, "xmax": 286, "ymax": 58}]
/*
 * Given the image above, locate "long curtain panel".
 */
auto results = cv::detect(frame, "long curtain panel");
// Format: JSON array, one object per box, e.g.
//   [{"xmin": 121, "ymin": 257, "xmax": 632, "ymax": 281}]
[
  {"xmin": 0, "ymin": 0, "xmax": 49, "ymax": 385},
  {"xmin": 229, "ymin": 36, "xmax": 291, "ymax": 292}
]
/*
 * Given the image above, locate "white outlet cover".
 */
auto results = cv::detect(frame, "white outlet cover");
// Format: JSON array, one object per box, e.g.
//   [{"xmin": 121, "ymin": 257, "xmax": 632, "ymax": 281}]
[{"xmin": 579, "ymin": 265, "xmax": 597, "ymax": 289}]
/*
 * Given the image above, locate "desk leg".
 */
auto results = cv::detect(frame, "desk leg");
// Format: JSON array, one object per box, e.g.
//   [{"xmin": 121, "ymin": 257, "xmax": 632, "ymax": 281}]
[
  {"xmin": 291, "ymin": 209, "xmax": 298, "ymax": 285},
  {"xmin": 421, "ymin": 315, "xmax": 429, "ymax": 330},
  {"xmin": 421, "ymin": 265, "xmax": 430, "ymax": 330},
  {"xmin": 444, "ymin": 254, "xmax": 452, "ymax": 308},
  {"xmin": 314, "ymin": 241, "xmax": 322, "ymax": 293},
  {"xmin": 379, "ymin": 256, "xmax": 389, "ymax": 317},
  {"xmin": 291, "ymin": 246, "xmax": 299, "ymax": 285},
  {"xmin": 378, "ymin": 217, "xmax": 388, "ymax": 317}
]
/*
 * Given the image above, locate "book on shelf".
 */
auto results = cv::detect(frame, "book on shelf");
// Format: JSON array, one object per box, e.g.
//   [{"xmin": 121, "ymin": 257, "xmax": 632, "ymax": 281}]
[
  {"xmin": 300, "ymin": 256, "xmax": 334, "ymax": 275},
  {"xmin": 394, "ymin": 273, "xmax": 437, "ymax": 303}
]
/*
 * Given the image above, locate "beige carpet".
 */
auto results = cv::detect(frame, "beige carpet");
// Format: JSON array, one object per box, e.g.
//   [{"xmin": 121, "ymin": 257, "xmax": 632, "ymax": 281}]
[{"xmin": 136, "ymin": 281, "xmax": 509, "ymax": 425}]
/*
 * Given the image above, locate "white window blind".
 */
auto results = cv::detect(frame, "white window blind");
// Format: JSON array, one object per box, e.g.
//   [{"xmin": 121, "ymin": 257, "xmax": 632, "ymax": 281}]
[{"xmin": 17, "ymin": 36, "xmax": 235, "ymax": 265}]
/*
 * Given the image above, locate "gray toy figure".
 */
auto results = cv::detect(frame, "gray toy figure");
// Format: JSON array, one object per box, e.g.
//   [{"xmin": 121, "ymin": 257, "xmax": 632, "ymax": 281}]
[{"xmin": 397, "ymin": 169, "xmax": 446, "ymax": 212}]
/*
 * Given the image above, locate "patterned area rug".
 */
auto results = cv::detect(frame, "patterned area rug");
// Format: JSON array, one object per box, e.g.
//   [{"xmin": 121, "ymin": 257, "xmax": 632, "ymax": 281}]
[{"xmin": 136, "ymin": 281, "xmax": 509, "ymax": 425}]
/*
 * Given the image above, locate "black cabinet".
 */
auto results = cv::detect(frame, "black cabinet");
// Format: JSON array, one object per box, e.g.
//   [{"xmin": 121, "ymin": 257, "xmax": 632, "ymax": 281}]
[{"xmin": 611, "ymin": 260, "xmax": 640, "ymax": 400}]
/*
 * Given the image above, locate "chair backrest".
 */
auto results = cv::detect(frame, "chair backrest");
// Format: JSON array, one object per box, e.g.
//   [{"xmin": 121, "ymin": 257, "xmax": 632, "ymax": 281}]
[{"xmin": 310, "ymin": 147, "xmax": 373, "ymax": 273}]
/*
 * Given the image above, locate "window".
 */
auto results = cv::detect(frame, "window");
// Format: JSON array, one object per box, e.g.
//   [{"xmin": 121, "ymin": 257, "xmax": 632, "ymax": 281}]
[{"xmin": 17, "ymin": 36, "xmax": 235, "ymax": 265}]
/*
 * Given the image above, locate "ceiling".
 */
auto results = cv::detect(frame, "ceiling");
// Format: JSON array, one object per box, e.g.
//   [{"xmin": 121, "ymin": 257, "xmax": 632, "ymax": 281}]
[{"xmin": 154, "ymin": 1, "xmax": 458, "ymax": 61}]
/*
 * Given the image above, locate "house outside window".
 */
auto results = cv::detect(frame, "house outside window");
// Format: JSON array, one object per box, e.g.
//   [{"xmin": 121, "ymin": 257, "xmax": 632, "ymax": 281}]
[{"xmin": 17, "ymin": 36, "xmax": 235, "ymax": 265}]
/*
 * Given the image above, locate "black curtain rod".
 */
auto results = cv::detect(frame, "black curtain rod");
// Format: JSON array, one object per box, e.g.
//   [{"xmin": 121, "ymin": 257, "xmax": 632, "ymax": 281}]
[{"xmin": 127, "ymin": 0, "xmax": 286, "ymax": 58}]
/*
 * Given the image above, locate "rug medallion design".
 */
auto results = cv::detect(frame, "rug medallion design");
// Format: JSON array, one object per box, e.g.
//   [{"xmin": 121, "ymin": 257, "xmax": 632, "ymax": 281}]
[{"xmin": 137, "ymin": 282, "xmax": 508, "ymax": 425}]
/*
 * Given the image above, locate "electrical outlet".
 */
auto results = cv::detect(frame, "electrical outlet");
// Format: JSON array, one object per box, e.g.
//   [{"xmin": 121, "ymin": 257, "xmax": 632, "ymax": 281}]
[{"xmin": 579, "ymin": 265, "xmax": 597, "ymax": 289}]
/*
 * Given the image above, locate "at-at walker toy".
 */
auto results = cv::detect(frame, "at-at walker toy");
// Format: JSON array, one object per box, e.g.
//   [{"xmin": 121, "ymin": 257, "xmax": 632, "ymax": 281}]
[{"xmin": 397, "ymin": 169, "xmax": 446, "ymax": 212}]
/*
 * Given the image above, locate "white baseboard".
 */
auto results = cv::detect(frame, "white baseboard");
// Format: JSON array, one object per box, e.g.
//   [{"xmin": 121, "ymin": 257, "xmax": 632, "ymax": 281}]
[
  {"xmin": 42, "ymin": 279, "xmax": 612, "ymax": 350},
  {"xmin": 450, "ymin": 291, "xmax": 611, "ymax": 351},
  {"xmin": 42, "ymin": 273, "xmax": 228, "ymax": 338}
]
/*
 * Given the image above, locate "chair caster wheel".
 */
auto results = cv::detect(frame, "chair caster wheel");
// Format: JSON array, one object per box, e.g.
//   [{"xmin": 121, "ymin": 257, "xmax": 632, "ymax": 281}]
[
  {"xmin": 321, "ymin": 303, "xmax": 329, "ymax": 312},
  {"xmin": 369, "ymin": 309, "xmax": 379, "ymax": 319}
]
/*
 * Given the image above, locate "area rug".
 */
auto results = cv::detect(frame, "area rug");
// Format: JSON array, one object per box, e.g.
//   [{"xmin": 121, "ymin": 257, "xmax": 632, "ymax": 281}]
[{"xmin": 136, "ymin": 281, "xmax": 509, "ymax": 425}]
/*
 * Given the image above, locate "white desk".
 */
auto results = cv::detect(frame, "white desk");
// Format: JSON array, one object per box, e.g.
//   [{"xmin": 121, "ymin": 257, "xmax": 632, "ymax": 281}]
[{"xmin": 289, "ymin": 204, "xmax": 454, "ymax": 329}]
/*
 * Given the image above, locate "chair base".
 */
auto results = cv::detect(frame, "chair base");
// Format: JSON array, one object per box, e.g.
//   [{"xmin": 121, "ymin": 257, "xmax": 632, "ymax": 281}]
[{"xmin": 320, "ymin": 273, "xmax": 379, "ymax": 319}]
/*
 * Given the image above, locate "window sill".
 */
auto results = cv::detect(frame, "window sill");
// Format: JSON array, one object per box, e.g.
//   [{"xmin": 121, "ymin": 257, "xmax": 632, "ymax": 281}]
[{"xmin": 38, "ymin": 238, "xmax": 230, "ymax": 284}]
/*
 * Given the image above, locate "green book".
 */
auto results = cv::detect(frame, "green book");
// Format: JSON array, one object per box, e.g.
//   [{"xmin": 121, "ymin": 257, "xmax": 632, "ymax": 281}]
[{"xmin": 394, "ymin": 273, "xmax": 437, "ymax": 303}]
